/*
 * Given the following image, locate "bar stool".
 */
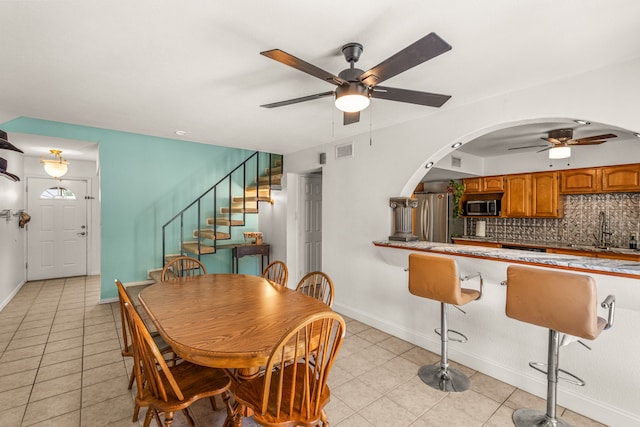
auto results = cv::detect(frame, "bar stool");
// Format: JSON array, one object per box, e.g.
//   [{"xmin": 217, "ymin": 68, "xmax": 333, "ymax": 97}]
[
  {"xmin": 408, "ymin": 253, "xmax": 483, "ymax": 392},
  {"xmin": 505, "ymin": 265, "xmax": 615, "ymax": 427}
]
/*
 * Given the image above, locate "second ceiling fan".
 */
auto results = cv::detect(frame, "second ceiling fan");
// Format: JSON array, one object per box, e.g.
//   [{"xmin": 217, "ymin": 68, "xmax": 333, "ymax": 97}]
[
  {"xmin": 260, "ymin": 32, "xmax": 453, "ymax": 125},
  {"xmin": 509, "ymin": 128, "xmax": 618, "ymax": 158}
]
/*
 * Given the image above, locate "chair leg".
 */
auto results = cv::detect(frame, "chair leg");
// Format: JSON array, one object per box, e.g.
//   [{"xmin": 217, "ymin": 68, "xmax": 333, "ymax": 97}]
[
  {"xmin": 128, "ymin": 366, "xmax": 135, "ymax": 390},
  {"xmin": 132, "ymin": 402, "xmax": 140, "ymax": 422},
  {"xmin": 210, "ymin": 395, "xmax": 219, "ymax": 411},
  {"xmin": 513, "ymin": 330, "xmax": 571, "ymax": 427},
  {"xmin": 418, "ymin": 302, "xmax": 471, "ymax": 392},
  {"xmin": 320, "ymin": 408, "xmax": 329, "ymax": 426},
  {"xmin": 143, "ymin": 408, "xmax": 154, "ymax": 427}
]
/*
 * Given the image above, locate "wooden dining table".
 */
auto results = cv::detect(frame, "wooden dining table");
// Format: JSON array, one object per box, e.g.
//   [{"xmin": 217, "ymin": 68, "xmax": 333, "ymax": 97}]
[{"xmin": 137, "ymin": 273, "xmax": 333, "ymax": 426}]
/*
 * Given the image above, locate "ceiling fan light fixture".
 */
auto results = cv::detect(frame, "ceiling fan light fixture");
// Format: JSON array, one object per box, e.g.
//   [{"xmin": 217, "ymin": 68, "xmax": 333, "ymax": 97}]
[
  {"xmin": 334, "ymin": 84, "xmax": 370, "ymax": 113},
  {"xmin": 41, "ymin": 149, "xmax": 69, "ymax": 179},
  {"xmin": 549, "ymin": 146, "xmax": 571, "ymax": 159}
]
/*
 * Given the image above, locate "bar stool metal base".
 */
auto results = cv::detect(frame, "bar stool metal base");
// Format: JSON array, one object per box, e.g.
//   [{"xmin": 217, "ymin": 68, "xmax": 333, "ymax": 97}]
[
  {"xmin": 513, "ymin": 408, "xmax": 571, "ymax": 427},
  {"xmin": 418, "ymin": 364, "xmax": 470, "ymax": 392}
]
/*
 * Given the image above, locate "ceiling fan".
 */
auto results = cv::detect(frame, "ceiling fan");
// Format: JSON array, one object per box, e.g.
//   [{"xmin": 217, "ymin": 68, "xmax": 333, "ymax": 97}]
[
  {"xmin": 509, "ymin": 128, "xmax": 617, "ymax": 158},
  {"xmin": 260, "ymin": 32, "xmax": 452, "ymax": 125}
]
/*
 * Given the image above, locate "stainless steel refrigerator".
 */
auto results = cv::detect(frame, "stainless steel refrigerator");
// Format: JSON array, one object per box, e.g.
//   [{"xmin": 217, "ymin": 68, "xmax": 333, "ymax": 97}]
[{"xmin": 413, "ymin": 193, "xmax": 463, "ymax": 243}]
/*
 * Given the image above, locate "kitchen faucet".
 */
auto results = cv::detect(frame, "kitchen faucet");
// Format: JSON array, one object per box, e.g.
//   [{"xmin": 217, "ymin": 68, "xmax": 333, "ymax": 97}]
[{"xmin": 594, "ymin": 211, "xmax": 613, "ymax": 248}]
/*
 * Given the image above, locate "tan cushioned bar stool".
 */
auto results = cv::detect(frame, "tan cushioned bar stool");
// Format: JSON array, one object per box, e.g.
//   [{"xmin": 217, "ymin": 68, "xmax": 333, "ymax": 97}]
[
  {"xmin": 408, "ymin": 253, "xmax": 483, "ymax": 392},
  {"xmin": 505, "ymin": 265, "xmax": 615, "ymax": 427}
]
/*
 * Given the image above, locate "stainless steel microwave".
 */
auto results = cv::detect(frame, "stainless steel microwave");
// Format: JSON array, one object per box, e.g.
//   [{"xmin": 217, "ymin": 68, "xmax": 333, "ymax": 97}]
[{"xmin": 465, "ymin": 200, "xmax": 500, "ymax": 216}]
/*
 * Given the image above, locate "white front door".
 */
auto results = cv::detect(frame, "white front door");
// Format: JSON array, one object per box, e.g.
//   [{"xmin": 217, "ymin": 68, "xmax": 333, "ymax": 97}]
[
  {"xmin": 300, "ymin": 174, "xmax": 322, "ymax": 274},
  {"xmin": 27, "ymin": 178, "xmax": 88, "ymax": 280}
]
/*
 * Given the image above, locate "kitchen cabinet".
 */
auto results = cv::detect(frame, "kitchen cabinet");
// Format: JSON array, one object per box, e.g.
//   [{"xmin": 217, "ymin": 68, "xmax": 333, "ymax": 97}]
[
  {"xmin": 503, "ymin": 172, "xmax": 561, "ymax": 218},
  {"xmin": 463, "ymin": 176, "xmax": 504, "ymax": 193},
  {"xmin": 504, "ymin": 174, "xmax": 531, "ymax": 217},
  {"xmin": 560, "ymin": 168, "xmax": 600, "ymax": 194},
  {"xmin": 601, "ymin": 164, "xmax": 640, "ymax": 192},
  {"xmin": 531, "ymin": 172, "xmax": 561, "ymax": 217}
]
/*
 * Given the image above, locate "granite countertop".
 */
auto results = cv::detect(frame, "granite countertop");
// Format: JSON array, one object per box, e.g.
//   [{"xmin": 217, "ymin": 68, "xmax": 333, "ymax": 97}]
[
  {"xmin": 451, "ymin": 236, "xmax": 640, "ymax": 255},
  {"xmin": 373, "ymin": 240, "xmax": 640, "ymax": 277}
]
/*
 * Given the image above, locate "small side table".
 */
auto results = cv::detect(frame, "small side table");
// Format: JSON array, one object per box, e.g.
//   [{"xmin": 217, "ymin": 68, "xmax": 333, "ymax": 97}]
[{"xmin": 232, "ymin": 243, "xmax": 270, "ymax": 274}]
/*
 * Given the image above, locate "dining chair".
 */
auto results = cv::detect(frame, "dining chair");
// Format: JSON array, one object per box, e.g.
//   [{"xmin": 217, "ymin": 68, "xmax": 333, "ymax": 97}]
[
  {"xmin": 261, "ymin": 260, "xmax": 288, "ymax": 287},
  {"xmin": 115, "ymin": 280, "xmax": 176, "ymax": 422},
  {"xmin": 161, "ymin": 255, "xmax": 207, "ymax": 281},
  {"xmin": 233, "ymin": 311, "xmax": 346, "ymax": 427},
  {"xmin": 295, "ymin": 271, "xmax": 334, "ymax": 307},
  {"xmin": 123, "ymin": 300, "xmax": 233, "ymax": 427}
]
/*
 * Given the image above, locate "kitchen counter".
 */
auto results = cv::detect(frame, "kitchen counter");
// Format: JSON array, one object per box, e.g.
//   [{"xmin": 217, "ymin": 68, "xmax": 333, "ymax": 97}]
[
  {"xmin": 373, "ymin": 239, "xmax": 640, "ymax": 278},
  {"xmin": 452, "ymin": 236, "xmax": 640, "ymax": 256}
]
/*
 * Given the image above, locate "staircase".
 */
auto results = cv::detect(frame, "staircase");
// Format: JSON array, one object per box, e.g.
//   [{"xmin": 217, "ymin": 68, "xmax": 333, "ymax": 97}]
[{"xmin": 161, "ymin": 151, "xmax": 282, "ymax": 268}]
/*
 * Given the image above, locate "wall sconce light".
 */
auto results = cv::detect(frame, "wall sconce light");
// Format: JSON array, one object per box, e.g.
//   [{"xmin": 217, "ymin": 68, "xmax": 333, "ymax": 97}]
[{"xmin": 41, "ymin": 149, "xmax": 69, "ymax": 179}]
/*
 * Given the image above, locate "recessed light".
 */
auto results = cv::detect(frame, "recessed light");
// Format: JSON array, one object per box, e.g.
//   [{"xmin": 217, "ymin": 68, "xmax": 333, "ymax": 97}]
[
  {"xmin": 175, "ymin": 130, "xmax": 187, "ymax": 136},
  {"xmin": 451, "ymin": 142, "xmax": 463, "ymax": 148},
  {"xmin": 634, "ymin": 133, "xmax": 640, "ymax": 138},
  {"xmin": 425, "ymin": 162, "xmax": 434, "ymax": 169},
  {"xmin": 574, "ymin": 119, "xmax": 590, "ymax": 125}
]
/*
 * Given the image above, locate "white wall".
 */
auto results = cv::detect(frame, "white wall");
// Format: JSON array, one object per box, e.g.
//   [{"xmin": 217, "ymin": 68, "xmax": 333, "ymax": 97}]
[
  {"xmin": 0, "ymin": 149, "xmax": 25, "ymax": 310},
  {"xmin": 283, "ymin": 57, "xmax": 640, "ymax": 425}
]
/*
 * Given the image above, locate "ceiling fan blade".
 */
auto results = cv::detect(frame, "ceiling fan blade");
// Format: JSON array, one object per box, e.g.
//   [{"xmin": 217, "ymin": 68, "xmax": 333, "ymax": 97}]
[
  {"xmin": 537, "ymin": 146, "xmax": 553, "ymax": 153},
  {"xmin": 359, "ymin": 32, "xmax": 452, "ymax": 87},
  {"xmin": 508, "ymin": 144, "xmax": 549, "ymax": 151},
  {"xmin": 570, "ymin": 140, "xmax": 607, "ymax": 146},
  {"xmin": 261, "ymin": 49, "xmax": 348, "ymax": 86},
  {"xmin": 343, "ymin": 111, "xmax": 360, "ymax": 125},
  {"xmin": 371, "ymin": 86, "xmax": 451, "ymax": 107},
  {"xmin": 574, "ymin": 133, "xmax": 617, "ymax": 143},
  {"xmin": 541, "ymin": 137, "xmax": 564, "ymax": 145},
  {"xmin": 260, "ymin": 91, "xmax": 334, "ymax": 108}
]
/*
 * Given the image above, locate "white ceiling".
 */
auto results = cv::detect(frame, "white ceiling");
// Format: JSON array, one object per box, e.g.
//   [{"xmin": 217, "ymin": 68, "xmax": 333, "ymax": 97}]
[{"xmin": 2, "ymin": 1, "xmax": 640, "ymax": 158}]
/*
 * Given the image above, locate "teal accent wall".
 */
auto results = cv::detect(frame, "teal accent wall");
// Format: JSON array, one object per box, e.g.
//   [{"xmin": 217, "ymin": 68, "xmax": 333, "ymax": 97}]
[{"xmin": 3, "ymin": 117, "xmax": 262, "ymax": 300}]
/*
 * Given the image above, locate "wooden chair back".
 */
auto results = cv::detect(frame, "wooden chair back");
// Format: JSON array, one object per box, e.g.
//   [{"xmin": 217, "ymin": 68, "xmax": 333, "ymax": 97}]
[
  {"xmin": 235, "ymin": 311, "xmax": 345, "ymax": 425},
  {"xmin": 115, "ymin": 279, "xmax": 135, "ymax": 358},
  {"xmin": 295, "ymin": 271, "xmax": 335, "ymax": 307},
  {"xmin": 123, "ymin": 301, "xmax": 185, "ymax": 403},
  {"xmin": 161, "ymin": 256, "xmax": 207, "ymax": 281},
  {"xmin": 262, "ymin": 260, "xmax": 288, "ymax": 287}
]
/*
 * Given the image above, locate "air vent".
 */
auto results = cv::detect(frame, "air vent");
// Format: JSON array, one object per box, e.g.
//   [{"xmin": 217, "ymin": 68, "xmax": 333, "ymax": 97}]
[
  {"xmin": 451, "ymin": 156, "xmax": 462, "ymax": 168},
  {"xmin": 335, "ymin": 142, "xmax": 354, "ymax": 159}
]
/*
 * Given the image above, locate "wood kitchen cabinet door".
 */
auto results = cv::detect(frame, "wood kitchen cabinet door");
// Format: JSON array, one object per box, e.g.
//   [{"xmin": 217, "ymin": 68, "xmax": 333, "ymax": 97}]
[
  {"xmin": 463, "ymin": 178, "xmax": 482, "ymax": 193},
  {"xmin": 560, "ymin": 168, "xmax": 600, "ymax": 194},
  {"xmin": 483, "ymin": 176, "xmax": 505, "ymax": 192},
  {"xmin": 601, "ymin": 164, "xmax": 640, "ymax": 192},
  {"xmin": 531, "ymin": 172, "xmax": 561, "ymax": 217},
  {"xmin": 504, "ymin": 174, "xmax": 531, "ymax": 217}
]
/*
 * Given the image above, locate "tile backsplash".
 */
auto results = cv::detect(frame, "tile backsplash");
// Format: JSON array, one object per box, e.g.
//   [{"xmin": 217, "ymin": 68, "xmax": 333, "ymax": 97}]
[{"xmin": 465, "ymin": 193, "xmax": 640, "ymax": 248}]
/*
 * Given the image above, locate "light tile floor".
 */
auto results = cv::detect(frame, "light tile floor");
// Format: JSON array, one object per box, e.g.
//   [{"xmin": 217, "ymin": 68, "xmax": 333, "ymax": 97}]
[{"xmin": 0, "ymin": 276, "xmax": 607, "ymax": 427}]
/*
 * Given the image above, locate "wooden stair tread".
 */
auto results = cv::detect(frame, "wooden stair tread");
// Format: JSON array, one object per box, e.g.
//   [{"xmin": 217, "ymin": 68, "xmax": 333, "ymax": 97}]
[
  {"xmin": 233, "ymin": 195, "xmax": 270, "ymax": 203},
  {"xmin": 193, "ymin": 229, "xmax": 231, "ymax": 240},
  {"xmin": 257, "ymin": 174, "xmax": 281, "ymax": 185},
  {"xmin": 220, "ymin": 207, "xmax": 259, "ymax": 214},
  {"xmin": 207, "ymin": 217, "xmax": 244, "ymax": 227},
  {"xmin": 182, "ymin": 242, "xmax": 216, "ymax": 255},
  {"xmin": 265, "ymin": 166, "xmax": 282, "ymax": 174}
]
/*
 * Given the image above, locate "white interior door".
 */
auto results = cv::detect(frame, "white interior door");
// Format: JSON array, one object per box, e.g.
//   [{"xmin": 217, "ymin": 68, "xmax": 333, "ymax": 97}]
[
  {"xmin": 27, "ymin": 178, "xmax": 88, "ymax": 280},
  {"xmin": 300, "ymin": 175, "xmax": 322, "ymax": 275}
]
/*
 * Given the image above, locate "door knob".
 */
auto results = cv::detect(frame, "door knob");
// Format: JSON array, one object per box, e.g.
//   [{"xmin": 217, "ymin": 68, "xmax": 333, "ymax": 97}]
[{"xmin": 77, "ymin": 232, "xmax": 86, "ymax": 236}]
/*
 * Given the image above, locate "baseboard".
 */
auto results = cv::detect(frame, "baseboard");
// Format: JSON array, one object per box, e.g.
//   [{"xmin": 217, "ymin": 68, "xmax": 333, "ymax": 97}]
[
  {"xmin": 99, "ymin": 279, "xmax": 156, "ymax": 305},
  {"xmin": 333, "ymin": 301, "xmax": 640, "ymax": 427},
  {"xmin": 0, "ymin": 279, "xmax": 26, "ymax": 312}
]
